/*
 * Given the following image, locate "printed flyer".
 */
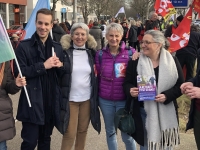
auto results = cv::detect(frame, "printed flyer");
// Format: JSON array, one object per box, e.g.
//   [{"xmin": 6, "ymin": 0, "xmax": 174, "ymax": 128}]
[{"xmin": 137, "ymin": 75, "xmax": 157, "ymax": 101}]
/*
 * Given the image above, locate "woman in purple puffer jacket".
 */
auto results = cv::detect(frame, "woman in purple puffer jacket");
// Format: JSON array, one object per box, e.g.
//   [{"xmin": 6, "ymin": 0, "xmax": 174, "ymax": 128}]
[{"xmin": 95, "ymin": 23, "xmax": 137, "ymax": 150}]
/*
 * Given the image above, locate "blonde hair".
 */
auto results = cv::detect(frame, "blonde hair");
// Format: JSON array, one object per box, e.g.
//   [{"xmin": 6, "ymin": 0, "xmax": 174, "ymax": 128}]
[{"xmin": 130, "ymin": 20, "xmax": 136, "ymax": 26}]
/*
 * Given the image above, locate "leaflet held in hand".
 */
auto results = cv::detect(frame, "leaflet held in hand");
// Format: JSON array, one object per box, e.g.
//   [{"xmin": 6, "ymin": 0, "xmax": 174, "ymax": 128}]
[{"xmin": 137, "ymin": 75, "xmax": 157, "ymax": 101}]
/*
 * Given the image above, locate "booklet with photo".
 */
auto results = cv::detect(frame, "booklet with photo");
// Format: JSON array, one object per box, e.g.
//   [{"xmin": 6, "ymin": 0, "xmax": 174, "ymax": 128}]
[{"xmin": 137, "ymin": 75, "xmax": 157, "ymax": 101}]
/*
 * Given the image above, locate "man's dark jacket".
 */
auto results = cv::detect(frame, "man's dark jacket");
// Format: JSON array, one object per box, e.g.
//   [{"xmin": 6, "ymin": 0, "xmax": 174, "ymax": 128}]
[
  {"xmin": 176, "ymin": 31, "xmax": 200, "ymax": 58},
  {"xmin": 14, "ymin": 33, "xmax": 67, "ymax": 134},
  {"xmin": 186, "ymin": 66, "xmax": 200, "ymax": 131},
  {"xmin": 128, "ymin": 25, "xmax": 138, "ymax": 43}
]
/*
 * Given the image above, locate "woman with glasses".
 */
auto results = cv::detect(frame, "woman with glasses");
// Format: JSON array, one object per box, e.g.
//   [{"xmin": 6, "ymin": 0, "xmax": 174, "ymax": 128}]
[
  {"xmin": 95, "ymin": 23, "xmax": 137, "ymax": 150},
  {"xmin": 123, "ymin": 30, "xmax": 184, "ymax": 150}
]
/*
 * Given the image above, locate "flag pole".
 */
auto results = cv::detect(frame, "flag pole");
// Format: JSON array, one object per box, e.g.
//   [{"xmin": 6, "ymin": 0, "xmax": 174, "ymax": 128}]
[
  {"xmin": 49, "ymin": 0, "xmax": 54, "ymax": 56},
  {"xmin": 0, "ymin": 15, "xmax": 32, "ymax": 107}
]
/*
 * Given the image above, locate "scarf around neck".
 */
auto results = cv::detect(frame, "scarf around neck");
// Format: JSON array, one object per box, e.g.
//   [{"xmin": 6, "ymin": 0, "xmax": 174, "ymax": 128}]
[{"xmin": 137, "ymin": 49, "xmax": 179, "ymax": 150}]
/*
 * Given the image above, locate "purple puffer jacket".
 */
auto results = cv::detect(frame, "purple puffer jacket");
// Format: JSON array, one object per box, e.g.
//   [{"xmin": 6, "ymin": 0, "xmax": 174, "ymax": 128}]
[{"xmin": 95, "ymin": 42, "xmax": 135, "ymax": 101}]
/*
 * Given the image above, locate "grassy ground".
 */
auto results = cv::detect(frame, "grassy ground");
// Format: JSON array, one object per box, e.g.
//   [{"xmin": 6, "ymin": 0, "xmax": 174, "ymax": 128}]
[{"xmin": 177, "ymin": 95, "xmax": 191, "ymax": 132}]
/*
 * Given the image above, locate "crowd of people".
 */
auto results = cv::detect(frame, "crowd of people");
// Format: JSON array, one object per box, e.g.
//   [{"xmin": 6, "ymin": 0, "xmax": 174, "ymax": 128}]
[{"xmin": 1, "ymin": 8, "xmax": 200, "ymax": 150}]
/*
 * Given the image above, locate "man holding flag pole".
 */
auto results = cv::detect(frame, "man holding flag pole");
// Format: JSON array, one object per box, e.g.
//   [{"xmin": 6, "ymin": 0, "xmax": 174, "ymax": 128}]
[{"xmin": 13, "ymin": 4, "xmax": 66, "ymax": 150}]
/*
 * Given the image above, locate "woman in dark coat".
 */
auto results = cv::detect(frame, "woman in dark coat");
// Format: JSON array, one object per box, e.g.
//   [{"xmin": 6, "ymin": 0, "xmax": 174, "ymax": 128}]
[
  {"xmin": 128, "ymin": 20, "xmax": 138, "ymax": 48},
  {"xmin": 0, "ymin": 61, "xmax": 26, "ymax": 150},
  {"xmin": 123, "ymin": 30, "xmax": 184, "ymax": 150},
  {"xmin": 60, "ymin": 23, "xmax": 101, "ymax": 150}
]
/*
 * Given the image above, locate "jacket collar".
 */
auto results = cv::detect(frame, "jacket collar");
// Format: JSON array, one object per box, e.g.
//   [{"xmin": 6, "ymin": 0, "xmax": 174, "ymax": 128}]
[
  {"xmin": 30, "ymin": 32, "xmax": 53, "ymax": 47},
  {"xmin": 104, "ymin": 41, "xmax": 126, "ymax": 52}
]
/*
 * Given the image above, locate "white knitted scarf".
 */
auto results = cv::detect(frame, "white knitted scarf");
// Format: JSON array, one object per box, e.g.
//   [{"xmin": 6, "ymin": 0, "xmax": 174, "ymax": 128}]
[{"xmin": 137, "ymin": 49, "xmax": 179, "ymax": 150}]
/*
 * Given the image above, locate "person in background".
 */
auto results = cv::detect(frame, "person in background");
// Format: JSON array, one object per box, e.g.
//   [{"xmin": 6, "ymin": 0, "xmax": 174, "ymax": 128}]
[
  {"xmin": 123, "ymin": 30, "xmax": 184, "ymax": 150},
  {"xmin": 181, "ymin": 66, "xmax": 200, "ymax": 150},
  {"xmin": 145, "ymin": 11, "xmax": 162, "ymax": 31},
  {"xmin": 11, "ymin": 34, "xmax": 20, "ymax": 50},
  {"xmin": 136, "ymin": 21, "xmax": 145, "ymax": 52},
  {"xmin": 89, "ymin": 21, "xmax": 102, "ymax": 50},
  {"xmin": 114, "ymin": 19, "xmax": 120, "ymax": 24},
  {"xmin": 101, "ymin": 20, "xmax": 106, "ymax": 48},
  {"xmin": 176, "ymin": 24, "xmax": 200, "ymax": 81},
  {"xmin": 88, "ymin": 20, "xmax": 94, "ymax": 29},
  {"xmin": 14, "ymin": 8, "xmax": 66, "ymax": 150},
  {"xmin": 128, "ymin": 20, "xmax": 138, "ymax": 48},
  {"xmin": 60, "ymin": 23, "xmax": 70, "ymax": 34},
  {"xmin": 71, "ymin": 20, "xmax": 76, "ymax": 28},
  {"xmin": 56, "ymin": 18, "xmax": 59, "ymax": 24},
  {"xmin": 121, "ymin": 21, "xmax": 129, "ymax": 44},
  {"xmin": 60, "ymin": 23, "xmax": 101, "ymax": 150},
  {"xmin": 0, "ymin": 61, "xmax": 26, "ymax": 150},
  {"xmin": 95, "ymin": 23, "xmax": 137, "ymax": 150},
  {"xmin": 52, "ymin": 19, "xmax": 66, "ymax": 43},
  {"xmin": 164, "ymin": 15, "xmax": 183, "ymax": 38},
  {"xmin": 64, "ymin": 19, "xmax": 71, "ymax": 31}
]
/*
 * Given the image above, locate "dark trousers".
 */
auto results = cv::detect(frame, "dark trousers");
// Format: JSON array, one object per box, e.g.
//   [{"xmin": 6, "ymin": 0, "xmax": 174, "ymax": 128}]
[
  {"xmin": 21, "ymin": 122, "xmax": 54, "ymax": 150},
  {"xmin": 128, "ymin": 42, "xmax": 135, "ymax": 48},
  {"xmin": 194, "ymin": 109, "xmax": 200, "ymax": 150},
  {"xmin": 102, "ymin": 37, "xmax": 105, "ymax": 48},
  {"xmin": 133, "ymin": 40, "xmax": 140, "ymax": 52},
  {"xmin": 121, "ymin": 38, "xmax": 126, "ymax": 45},
  {"xmin": 176, "ymin": 54, "xmax": 196, "ymax": 81}
]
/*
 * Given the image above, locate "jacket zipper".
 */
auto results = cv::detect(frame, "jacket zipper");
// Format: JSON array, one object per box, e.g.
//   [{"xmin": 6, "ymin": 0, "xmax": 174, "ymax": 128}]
[{"xmin": 110, "ymin": 52, "xmax": 120, "ymax": 100}]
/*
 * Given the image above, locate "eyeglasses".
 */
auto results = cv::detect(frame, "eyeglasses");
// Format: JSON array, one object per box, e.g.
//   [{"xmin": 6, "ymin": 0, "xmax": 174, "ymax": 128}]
[{"xmin": 140, "ymin": 40, "xmax": 158, "ymax": 46}]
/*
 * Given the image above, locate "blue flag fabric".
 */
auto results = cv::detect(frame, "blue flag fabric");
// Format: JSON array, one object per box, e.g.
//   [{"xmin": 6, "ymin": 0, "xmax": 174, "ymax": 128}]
[
  {"xmin": 24, "ymin": 0, "xmax": 50, "ymax": 39},
  {"xmin": 0, "ymin": 15, "xmax": 15, "ymax": 63}
]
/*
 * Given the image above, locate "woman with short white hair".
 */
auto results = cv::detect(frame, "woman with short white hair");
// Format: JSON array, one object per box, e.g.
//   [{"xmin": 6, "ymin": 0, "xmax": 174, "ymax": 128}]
[
  {"xmin": 95, "ymin": 23, "xmax": 137, "ymax": 150},
  {"xmin": 60, "ymin": 23, "xmax": 101, "ymax": 150}
]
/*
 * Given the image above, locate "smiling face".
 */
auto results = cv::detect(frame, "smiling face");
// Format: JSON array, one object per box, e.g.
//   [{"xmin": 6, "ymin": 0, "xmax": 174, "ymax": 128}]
[
  {"xmin": 141, "ymin": 34, "xmax": 162, "ymax": 58},
  {"xmin": 106, "ymin": 29, "xmax": 122, "ymax": 48},
  {"xmin": 71, "ymin": 28, "xmax": 88, "ymax": 47},
  {"xmin": 35, "ymin": 13, "xmax": 53, "ymax": 42}
]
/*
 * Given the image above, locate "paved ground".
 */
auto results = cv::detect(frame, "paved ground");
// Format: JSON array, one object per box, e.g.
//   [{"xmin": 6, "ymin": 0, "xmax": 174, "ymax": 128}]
[{"xmin": 7, "ymin": 93, "xmax": 198, "ymax": 150}]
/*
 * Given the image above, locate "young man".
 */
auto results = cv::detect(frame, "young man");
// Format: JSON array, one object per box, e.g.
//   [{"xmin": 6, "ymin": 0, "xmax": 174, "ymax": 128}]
[{"xmin": 14, "ymin": 8, "xmax": 66, "ymax": 150}]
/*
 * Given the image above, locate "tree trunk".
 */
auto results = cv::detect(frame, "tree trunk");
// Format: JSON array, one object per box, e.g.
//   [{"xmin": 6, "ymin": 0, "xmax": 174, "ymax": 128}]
[{"xmin": 51, "ymin": 0, "xmax": 58, "ymax": 19}]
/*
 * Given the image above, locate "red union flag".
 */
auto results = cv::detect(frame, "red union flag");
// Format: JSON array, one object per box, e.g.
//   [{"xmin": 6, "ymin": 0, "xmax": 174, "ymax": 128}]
[
  {"xmin": 154, "ymin": 0, "xmax": 176, "ymax": 21},
  {"xmin": 193, "ymin": 0, "xmax": 200, "ymax": 14},
  {"xmin": 168, "ymin": 7, "xmax": 192, "ymax": 53}
]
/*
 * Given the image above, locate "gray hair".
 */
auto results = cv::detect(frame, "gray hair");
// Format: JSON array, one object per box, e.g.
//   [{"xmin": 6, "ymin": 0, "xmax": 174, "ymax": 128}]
[
  {"xmin": 106, "ymin": 23, "xmax": 123, "ymax": 36},
  {"xmin": 130, "ymin": 20, "xmax": 136, "ymax": 26},
  {"xmin": 70, "ymin": 22, "xmax": 89, "ymax": 36},
  {"xmin": 148, "ymin": 11, "xmax": 156, "ymax": 20},
  {"xmin": 145, "ymin": 30, "xmax": 168, "ymax": 49}
]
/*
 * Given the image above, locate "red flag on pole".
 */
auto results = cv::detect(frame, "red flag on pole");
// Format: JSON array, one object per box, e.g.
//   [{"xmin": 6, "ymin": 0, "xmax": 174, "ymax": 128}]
[
  {"xmin": 168, "ymin": 6, "xmax": 192, "ymax": 53},
  {"xmin": 193, "ymin": 0, "xmax": 200, "ymax": 14},
  {"xmin": 154, "ymin": 0, "xmax": 176, "ymax": 21}
]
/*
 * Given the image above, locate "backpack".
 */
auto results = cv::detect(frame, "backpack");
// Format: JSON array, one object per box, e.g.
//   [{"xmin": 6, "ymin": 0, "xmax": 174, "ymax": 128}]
[{"xmin": 98, "ymin": 47, "xmax": 133, "ymax": 65}]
